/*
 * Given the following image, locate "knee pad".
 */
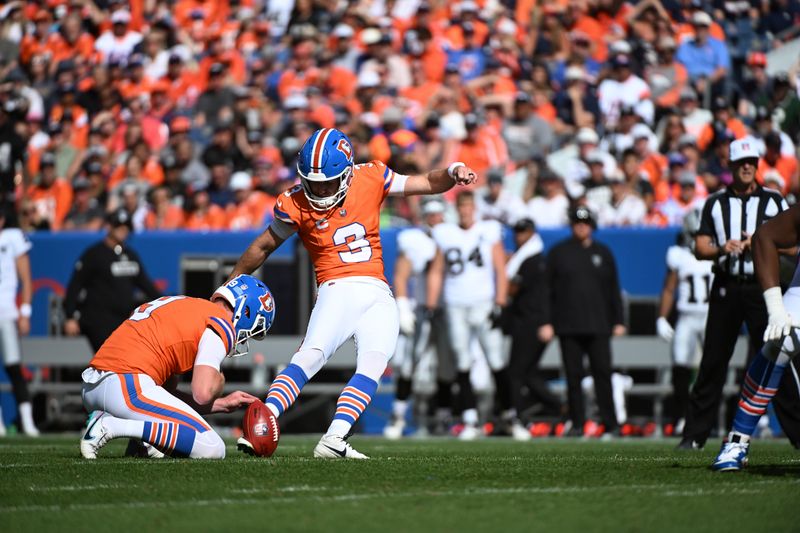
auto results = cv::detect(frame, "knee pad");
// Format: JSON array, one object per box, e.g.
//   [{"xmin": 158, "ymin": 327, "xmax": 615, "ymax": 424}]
[
  {"xmin": 290, "ymin": 348, "xmax": 326, "ymax": 380},
  {"xmin": 355, "ymin": 351, "xmax": 390, "ymax": 383},
  {"xmin": 191, "ymin": 430, "xmax": 226, "ymax": 460}
]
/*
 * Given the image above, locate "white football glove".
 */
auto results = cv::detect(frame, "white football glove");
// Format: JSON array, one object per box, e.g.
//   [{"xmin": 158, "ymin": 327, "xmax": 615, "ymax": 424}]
[
  {"xmin": 656, "ymin": 317, "xmax": 674, "ymax": 342},
  {"xmin": 763, "ymin": 287, "xmax": 793, "ymax": 342},
  {"xmin": 396, "ymin": 297, "xmax": 416, "ymax": 336}
]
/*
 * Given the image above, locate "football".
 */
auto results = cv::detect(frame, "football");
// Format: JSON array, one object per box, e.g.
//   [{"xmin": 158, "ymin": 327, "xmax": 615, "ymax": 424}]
[{"xmin": 239, "ymin": 401, "xmax": 280, "ymax": 457}]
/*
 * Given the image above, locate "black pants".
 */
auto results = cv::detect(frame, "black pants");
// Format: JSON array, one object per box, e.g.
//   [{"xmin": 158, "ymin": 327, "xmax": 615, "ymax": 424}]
[
  {"xmin": 683, "ymin": 279, "xmax": 800, "ymax": 445},
  {"xmin": 80, "ymin": 314, "xmax": 126, "ymax": 353},
  {"xmin": 508, "ymin": 318, "xmax": 561, "ymax": 416},
  {"xmin": 559, "ymin": 334, "xmax": 618, "ymax": 430}
]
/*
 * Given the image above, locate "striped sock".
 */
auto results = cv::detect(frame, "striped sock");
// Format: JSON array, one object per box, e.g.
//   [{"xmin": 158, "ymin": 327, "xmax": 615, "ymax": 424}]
[
  {"xmin": 141, "ymin": 421, "xmax": 196, "ymax": 457},
  {"xmin": 731, "ymin": 349, "xmax": 786, "ymax": 436},
  {"xmin": 265, "ymin": 364, "xmax": 309, "ymax": 417},
  {"xmin": 331, "ymin": 373, "xmax": 378, "ymax": 432}
]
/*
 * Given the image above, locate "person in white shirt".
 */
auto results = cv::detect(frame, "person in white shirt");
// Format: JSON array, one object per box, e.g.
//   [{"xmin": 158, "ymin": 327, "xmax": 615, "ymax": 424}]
[
  {"xmin": 595, "ymin": 171, "xmax": 647, "ymax": 227},
  {"xmin": 476, "ymin": 170, "xmax": 527, "ymax": 226},
  {"xmin": 427, "ymin": 191, "xmax": 526, "ymax": 440},
  {"xmin": 0, "ymin": 206, "xmax": 38, "ymax": 437},
  {"xmin": 598, "ymin": 54, "xmax": 654, "ymax": 129},
  {"xmin": 678, "ymin": 88, "xmax": 712, "ymax": 140},
  {"xmin": 656, "ymin": 208, "xmax": 713, "ymax": 435},
  {"xmin": 659, "ymin": 171, "xmax": 705, "ymax": 226},
  {"xmin": 385, "ymin": 200, "xmax": 452, "ymax": 439},
  {"xmin": 94, "ymin": 10, "xmax": 142, "ymax": 64},
  {"xmin": 527, "ymin": 172, "xmax": 570, "ymax": 228}
]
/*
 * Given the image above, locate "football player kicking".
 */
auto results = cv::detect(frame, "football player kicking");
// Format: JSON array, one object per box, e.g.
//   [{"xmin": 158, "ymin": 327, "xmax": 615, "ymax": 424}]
[
  {"xmin": 79, "ymin": 275, "xmax": 275, "ymax": 459},
  {"xmin": 656, "ymin": 208, "xmax": 713, "ymax": 435},
  {"xmin": 231, "ymin": 128, "xmax": 476, "ymax": 459},
  {"xmin": 712, "ymin": 204, "xmax": 800, "ymax": 471}
]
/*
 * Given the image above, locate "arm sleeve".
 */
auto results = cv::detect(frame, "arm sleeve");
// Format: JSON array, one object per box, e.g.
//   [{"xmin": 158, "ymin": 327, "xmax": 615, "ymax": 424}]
[
  {"xmin": 206, "ymin": 316, "xmax": 234, "ymax": 355},
  {"xmin": 387, "ymin": 172, "xmax": 409, "ymax": 196},
  {"xmin": 194, "ymin": 328, "xmax": 228, "ymax": 371},
  {"xmin": 268, "ymin": 218, "xmax": 298, "ymax": 240}
]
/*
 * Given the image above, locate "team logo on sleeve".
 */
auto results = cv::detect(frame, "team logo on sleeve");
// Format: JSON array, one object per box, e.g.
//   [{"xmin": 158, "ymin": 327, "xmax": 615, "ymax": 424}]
[{"xmin": 336, "ymin": 138, "xmax": 352, "ymax": 159}]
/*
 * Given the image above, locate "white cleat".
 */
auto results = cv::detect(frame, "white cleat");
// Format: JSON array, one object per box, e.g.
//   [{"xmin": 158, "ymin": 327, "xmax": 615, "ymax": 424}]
[
  {"xmin": 22, "ymin": 424, "xmax": 40, "ymax": 437},
  {"xmin": 144, "ymin": 443, "xmax": 165, "ymax": 459},
  {"xmin": 511, "ymin": 421, "xmax": 532, "ymax": 441},
  {"xmin": 459, "ymin": 424, "xmax": 481, "ymax": 441},
  {"xmin": 80, "ymin": 412, "xmax": 111, "ymax": 459},
  {"xmin": 313, "ymin": 434, "xmax": 369, "ymax": 459},
  {"xmin": 383, "ymin": 419, "xmax": 405, "ymax": 440}
]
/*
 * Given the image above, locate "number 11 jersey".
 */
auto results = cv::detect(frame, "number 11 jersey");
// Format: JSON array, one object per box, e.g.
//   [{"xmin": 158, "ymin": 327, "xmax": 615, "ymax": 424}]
[
  {"xmin": 432, "ymin": 220, "xmax": 501, "ymax": 306},
  {"xmin": 667, "ymin": 245, "xmax": 714, "ymax": 314},
  {"xmin": 271, "ymin": 160, "xmax": 401, "ymax": 286}
]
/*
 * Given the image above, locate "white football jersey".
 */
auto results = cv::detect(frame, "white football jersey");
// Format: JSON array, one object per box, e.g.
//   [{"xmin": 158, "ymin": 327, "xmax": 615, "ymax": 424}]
[
  {"xmin": 0, "ymin": 229, "xmax": 30, "ymax": 320},
  {"xmin": 432, "ymin": 220, "xmax": 501, "ymax": 306},
  {"xmin": 396, "ymin": 227, "xmax": 437, "ymax": 303},
  {"xmin": 666, "ymin": 245, "xmax": 714, "ymax": 314}
]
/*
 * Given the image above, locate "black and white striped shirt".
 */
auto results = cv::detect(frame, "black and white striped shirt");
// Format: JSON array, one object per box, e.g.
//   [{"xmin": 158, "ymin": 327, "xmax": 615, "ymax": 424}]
[{"xmin": 698, "ymin": 186, "xmax": 788, "ymax": 277}]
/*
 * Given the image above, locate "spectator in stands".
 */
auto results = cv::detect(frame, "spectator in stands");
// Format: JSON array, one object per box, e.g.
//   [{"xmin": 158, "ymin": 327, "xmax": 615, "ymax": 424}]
[
  {"xmin": 675, "ymin": 11, "xmax": 730, "ymax": 97},
  {"xmin": 195, "ymin": 63, "xmax": 235, "ymax": 130},
  {"xmin": 476, "ymin": 170, "xmax": 526, "ymax": 225},
  {"xmin": 596, "ymin": 171, "xmax": 647, "ymax": 227},
  {"xmin": 659, "ymin": 171, "xmax": 704, "ymax": 226},
  {"xmin": 27, "ymin": 152, "xmax": 72, "ymax": 231},
  {"xmin": 226, "ymin": 171, "xmax": 269, "ymax": 231},
  {"xmin": 444, "ymin": 113, "xmax": 508, "ymax": 189},
  {"xmin": 144, "ymin": 186, "xmax": 184, "ymax": 231},
  {"xmin": 647, "ymin": 36, "xmax": 688, "ymax": 114},
  {"xmin": 740, "ymin": 53, "xmax": 771, "ymax": 114},
  {"xmin": 63, "ymin": 177, "xmax": 104, "ymax": 231},
  {"xmin": 94, "ymin": 10, "xmax": 142, "ymax": 64},
  {"xmin": 527, "ymin": 171, "xmax": 570, "ymax": 228},
  {"xmin": 751, "ymin": 106, "xmax": 795, "ymax": 157},
  {"xmin": 185, "ymin": 187, "xmax": 226, "ymax": 231},
  {"xmin": 598, "ymin": 54, "xmax": 654, "ymax": 129},
  {"xmin": 758, "ymin": 131, "xmax": 798, "ymax": 196},
  {"xmin": 553, "ymin": 66, "xmax": 599, "ymax": 136},
  {"xmin": 540, "ymin": 205, "xmax": 624, "ymax": 437},
  {"xmin": 584, "ymin": 149, "xmax": 614, "ymax": 210},
  {"xmin": 63, "ymin": 209, "xmax": 161, "ymax": 352},
  {"xmin": 697, "ymin": 97, "xmax": 747, "ymax": 153},
  {"xmin": 678, "ymin": 88, "xmax": 712, "ymax": 140},
  {"xmin": 770, "ymin": 72, "xmax": 800, "ymax": 142},
  {"xmin": 502, "ymin": 92, "xmax": 554, "ymax": 164}
]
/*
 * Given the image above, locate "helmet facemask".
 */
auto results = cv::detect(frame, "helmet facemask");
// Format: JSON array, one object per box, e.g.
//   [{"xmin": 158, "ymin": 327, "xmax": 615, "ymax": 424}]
[
  {"xmin": 298, "ymin": 163, "xmax": 353, "ymax": 211},
  {"xmin": 230, "ymin": 299, "xmax": 268, "ymax": 358}
]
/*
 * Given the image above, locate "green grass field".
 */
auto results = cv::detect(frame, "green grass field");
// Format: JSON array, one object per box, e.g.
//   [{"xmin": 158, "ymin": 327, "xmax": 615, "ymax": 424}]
[{"xmin": 1, "ymin": 436, "xmax": 798, "ymax": 532}]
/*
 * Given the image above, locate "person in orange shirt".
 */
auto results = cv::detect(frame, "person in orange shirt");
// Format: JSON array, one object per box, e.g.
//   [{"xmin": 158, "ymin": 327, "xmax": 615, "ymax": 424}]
[
  {"xmin": 162, "ymin": 54, "xmax": 201, "ymax": 111},
  {"xmin": 696, "ymin": 97, "xmax": 747, "ymax": 152},
  {"xmin": 400, "ymin": 58, "xmax": 444, "ymax": 111},
  {"xmin": 277, "ymin": 40, "xmax": 320, "ymax": 101},
  {"xmin": 19, "ymin": 10, "xmax": 53, "ymax": 66},
  {"xmin": 185, "ymin": 188, "xmax": 227, "ymax": 231},
  {"xmin": 144, "ymin": 186, "xmax": 185, "ymax": 230},
  {"xmin": 230, "ymin": 128, "xmax": 477, "ymax": 459},
  {"xmin": 368, "ymin": 107, "xmax": 420, "ymax": 164},
  {"xmin": 79, "ymin": 275, "xmax": 275, "ymax": 459},
  {"xmin": 27, "ymin": 152, "xmax": 73, "ymax": 231},
  {"xmin": 758, "ymin": 132, "xmax": 798, "ymax": 196},
  {"xmin": 443, "ymin": 2, "xmax": 489, "ymax": 49},
  {"xmin": 49, "ymin": 84, "xmax": 89, "ymax": 149},
  {"xmin": 49, "ymin": 12, "xmax": 95, "ymax": 67},
  {"xmin": 444, "ymin": 113, "xmax": 509, "ymax": 189}
]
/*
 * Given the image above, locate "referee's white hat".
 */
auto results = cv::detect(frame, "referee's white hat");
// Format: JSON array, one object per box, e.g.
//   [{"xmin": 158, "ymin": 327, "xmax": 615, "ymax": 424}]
[{"xmin": 729, "ymin": 138, "xmax": 760, "ymax": 162}]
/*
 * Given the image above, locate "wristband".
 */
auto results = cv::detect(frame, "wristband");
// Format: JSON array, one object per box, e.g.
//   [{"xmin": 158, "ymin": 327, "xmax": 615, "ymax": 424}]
[
  {"xmin": 763, "ymin": 287, "xmax": 785, "ymax": 316},
  {"xmin": 19, "ymin": 303, "xmax": 31, "ymax": 318},
  {"xmin": 447, "ymin": 162, "xmax": 465, "ymax": 179}
]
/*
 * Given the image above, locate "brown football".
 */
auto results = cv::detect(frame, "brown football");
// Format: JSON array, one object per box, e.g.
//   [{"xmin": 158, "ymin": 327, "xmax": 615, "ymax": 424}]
[{"xmin": 241, "ymin": 401, "xmax": 280, "ymax": 457}]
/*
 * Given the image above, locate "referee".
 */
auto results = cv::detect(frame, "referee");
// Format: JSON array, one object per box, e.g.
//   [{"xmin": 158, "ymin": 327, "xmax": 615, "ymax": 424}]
[{"xmin": 679, "ymin": 138, "xmax": 800, "ymax": 449}]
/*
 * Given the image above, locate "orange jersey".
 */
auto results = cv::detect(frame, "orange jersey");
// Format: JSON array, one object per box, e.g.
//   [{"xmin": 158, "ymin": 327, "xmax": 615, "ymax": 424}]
[
  {"xmin": 90, "ymin": 296, "xmax": 235, "ymax": 386},
  {"xmin": 273, "ymin": 161, "xmax": 396, "ymax": 285}
]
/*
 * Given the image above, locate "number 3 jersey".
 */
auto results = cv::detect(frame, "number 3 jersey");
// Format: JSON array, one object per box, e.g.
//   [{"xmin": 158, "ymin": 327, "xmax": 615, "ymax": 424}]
[
  {"xmin": 89, "ymin": 297, "xmax": 235, "ymax": 386},
  {"xmin": 270, "ymin": 160, "xmax": 403, "ymax": 286},
  {"xmin": 666, "ymin": 245, "xmax": 714, "ymax": 314},
  {"xmin": 432, "ymin": 220, "xmax": 501, "ymax": 306}
]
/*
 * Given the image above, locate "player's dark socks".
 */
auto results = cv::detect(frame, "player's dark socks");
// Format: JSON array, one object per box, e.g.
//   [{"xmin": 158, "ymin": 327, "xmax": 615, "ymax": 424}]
[
  {"xmin": 671, "ymin": 365, "xmax": 691, "ymax": 423},
  {"xmin": 456, "ymin": 371, "xmax": 476, "ymax": 412},
  {"xmin": 396, "ymin": 377, "xmax": 412, "ymax": 402},
  {"xmin": 4, "ymin": 364, "xmax": 30, "ymax": 403},
  {"xmin": 435, "ymin": 380, "xmax": 453, "ymax": 410},
  {"xmin": 492, "ymin": 368, "xmax": 514, "ymax": 411}
]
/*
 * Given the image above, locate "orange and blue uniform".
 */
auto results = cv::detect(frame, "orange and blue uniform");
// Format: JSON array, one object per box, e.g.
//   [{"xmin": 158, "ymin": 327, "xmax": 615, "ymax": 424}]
[{"xmin": 272, "ymin": 160, "xmax": 398, "ymax": 285}]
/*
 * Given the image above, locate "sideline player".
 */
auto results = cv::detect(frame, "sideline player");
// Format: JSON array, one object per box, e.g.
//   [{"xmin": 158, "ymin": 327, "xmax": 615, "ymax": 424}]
[
  {"xmin": 384, "ymin": 199, "xmax": 448, "ymax": 439},
  {"xmin": 79, "ymin": 275, "xmax": 274, "ymax": 459},
  {"xmin": 0, "ymin": 205, "xmax": 38, "ymax": 436},
  {"xmin": 230, "ymin": 128, "xmax": 476, "ymax": 459},
  {"xmin": 656, "ymin": 207, "xmax": 713, "ymax": 435},
  {"xmin": 426, "ymin": 190, "xmax": 524, "ymax": 440},
  {"xmin": 712, "ymin": 204, "xmax": 800, "ymax": 470}
]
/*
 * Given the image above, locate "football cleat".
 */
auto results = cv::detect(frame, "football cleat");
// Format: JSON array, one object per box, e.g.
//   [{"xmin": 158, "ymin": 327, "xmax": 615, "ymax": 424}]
[
  {"xmin": 383, "ymin": 417, "xmax": 405, "ymax": 440},
  {"xmin": 676, "ymin": 437, "xmax": 704, "ymax": 450},
  {"xmin": 511, "ymin": 420, "xmax": 532, "ymax": 442},
  {"xmin": 237, "ymin": 437, "xmax": 257, "ymax": 456},
  {"xmin": 712, "ymin": 436, "xmax": 750, "ymax": 472},
  {"xmin": 80, "ymin": 411, "xmax": 111, "ymax": 459},
  {"xmin": 458, "ymin": 424, "xmax": 481, "ymax": 441},
  {"xmin": 313, "ymin": 434, "xmax": 369, "ymax": 459}
]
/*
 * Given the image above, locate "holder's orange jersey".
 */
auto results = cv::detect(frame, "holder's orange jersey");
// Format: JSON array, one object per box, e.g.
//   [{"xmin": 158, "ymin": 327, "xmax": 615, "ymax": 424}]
[
  {"xmin": 89, "ymin": 296, "xmax": 235, "ymax": 386},
  {"xmin": 273, "ymin": 160, "xmax": 399, "ymax": 285}
]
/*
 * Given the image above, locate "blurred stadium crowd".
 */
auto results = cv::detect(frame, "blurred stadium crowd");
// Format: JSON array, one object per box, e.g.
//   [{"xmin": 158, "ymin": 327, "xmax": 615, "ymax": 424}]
[{"xmin": 0, "ymin": 0, "xmax": 798, "ymax": 233}]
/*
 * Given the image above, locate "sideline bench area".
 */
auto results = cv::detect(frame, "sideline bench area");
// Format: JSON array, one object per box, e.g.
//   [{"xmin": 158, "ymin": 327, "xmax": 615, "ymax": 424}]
[{"xmin": 4, "ymin": 335, "xmax": 749, "ymax": 432}]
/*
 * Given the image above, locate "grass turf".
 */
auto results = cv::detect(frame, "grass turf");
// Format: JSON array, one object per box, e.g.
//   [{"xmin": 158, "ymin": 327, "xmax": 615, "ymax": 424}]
[{"xmin": 1, "ymin": 435, "xmax": 798, "ymax": 533}]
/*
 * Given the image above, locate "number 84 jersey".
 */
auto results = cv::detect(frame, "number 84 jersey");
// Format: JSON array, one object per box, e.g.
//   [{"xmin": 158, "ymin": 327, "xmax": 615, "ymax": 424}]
[
  {"xmin": 667, "ymin": 245, "xmax": 714, "ymax": 314},
  {"xmin": 272, "ymin": 160, "xmax": 402, "ymax": 286},
  {"xmin": 432, "ymin": 220, "xmax": 502, "ymax": 306}
]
